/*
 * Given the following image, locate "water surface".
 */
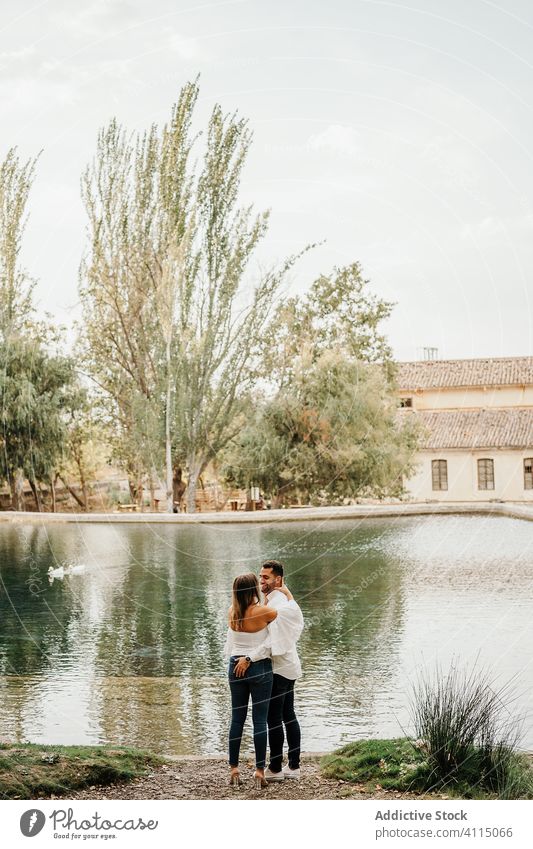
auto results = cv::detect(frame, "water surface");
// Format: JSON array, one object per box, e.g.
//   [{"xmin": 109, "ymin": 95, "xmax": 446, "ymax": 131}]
[{"xmin": 0, "ymin": 515, "xmax": 532, "ymax": 754}]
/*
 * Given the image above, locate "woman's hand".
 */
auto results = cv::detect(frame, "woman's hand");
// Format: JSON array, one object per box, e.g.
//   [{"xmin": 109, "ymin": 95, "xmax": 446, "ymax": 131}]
[
  {"xmin": 278, "ymin": 582, "xmax": 293, "ymax": 601},
  {"xmin": 233, "ymin": 657, "xmax": 251, "ymax": 678}
]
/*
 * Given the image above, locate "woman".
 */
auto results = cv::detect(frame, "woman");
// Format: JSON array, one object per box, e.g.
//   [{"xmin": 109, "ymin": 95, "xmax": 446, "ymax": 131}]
[{"xmin": 225, "ymin": 573, "xmax": 284, "ymax": 789}]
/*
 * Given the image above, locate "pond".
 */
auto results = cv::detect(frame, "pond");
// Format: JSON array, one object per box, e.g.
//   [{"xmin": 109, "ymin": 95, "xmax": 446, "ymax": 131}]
[{"xmin": 0, "ymin": 515, "xmax": 532, "ymax": 755}]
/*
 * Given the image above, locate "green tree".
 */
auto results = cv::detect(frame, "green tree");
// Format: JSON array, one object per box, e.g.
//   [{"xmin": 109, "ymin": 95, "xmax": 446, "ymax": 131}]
[
  {"xmin": 223, "ymin": 350, "xmax": 419, "ymax": 505},
  {"xmin": 0, "ymin": 147, "xmax": 83, "ymax": 512},
  {"xmin": 263, "ymin": 262, "xmax": 394, "ymax": 389},
  {"xmin": 0, "ymin": 338, "xmax": 77, "ymax": 510},
  {"xmin": 172, "ymin": 104, "xmax": 302, "ymax": 511},
  {"xmin": 60, "ymin": 391, "xmax": 111, "ymax": 511}
]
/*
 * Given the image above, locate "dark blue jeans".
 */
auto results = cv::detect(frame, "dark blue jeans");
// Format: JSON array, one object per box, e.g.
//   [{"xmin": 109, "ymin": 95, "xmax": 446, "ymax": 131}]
[
  {"xmin": 228, "ymin": 657, "xmax": 273, "ymax": 769},
  {"xmin": 267, "ymin": 674, "xmax": 301, "ymax": 772}
]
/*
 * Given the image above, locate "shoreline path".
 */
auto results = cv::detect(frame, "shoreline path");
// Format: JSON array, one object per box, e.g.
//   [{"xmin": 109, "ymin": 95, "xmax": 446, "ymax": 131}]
[{"xmin": 66, "ymin": 755, "xmax": 435, "ymax": 801}]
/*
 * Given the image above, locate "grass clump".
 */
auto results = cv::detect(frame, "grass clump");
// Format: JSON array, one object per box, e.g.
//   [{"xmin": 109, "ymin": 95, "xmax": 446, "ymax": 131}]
[
  {"xmin": 0, "ymin": 744, "xmax": 163, "ymax": 799},
  {"xmin": 321, "ymin": 738, "xmax": 429, "ymax": 792},
  {"xmin": 411, "ymin": 664, "xmax": 533, "ymax": 799},
  {"xmin": 321, "ymin": 665, "xmax": 533, "ymax": 799}
]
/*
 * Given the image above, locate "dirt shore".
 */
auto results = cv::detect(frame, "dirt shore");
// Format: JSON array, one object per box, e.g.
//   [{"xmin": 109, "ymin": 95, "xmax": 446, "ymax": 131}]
[{"xmin": 66, "ymin": 755, "xmax": 437, "ymax": 801}]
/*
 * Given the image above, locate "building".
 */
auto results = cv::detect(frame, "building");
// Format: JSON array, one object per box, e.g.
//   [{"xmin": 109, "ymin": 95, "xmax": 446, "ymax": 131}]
[{"xmin": 397, "ymin": 357, "xmax": 533, "ymax": 502}]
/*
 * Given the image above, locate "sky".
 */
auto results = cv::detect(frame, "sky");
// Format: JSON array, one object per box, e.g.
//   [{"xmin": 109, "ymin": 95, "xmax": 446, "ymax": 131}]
[{"xmin": 2, "ymin": 0, "xmax": 533, "ymax": 361}]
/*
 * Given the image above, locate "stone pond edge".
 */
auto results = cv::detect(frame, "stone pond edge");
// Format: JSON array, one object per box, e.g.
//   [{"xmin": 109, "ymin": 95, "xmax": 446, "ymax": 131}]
[{"xmin": 1, "ymin": 501, "xmax": 533, "ymax": 525}]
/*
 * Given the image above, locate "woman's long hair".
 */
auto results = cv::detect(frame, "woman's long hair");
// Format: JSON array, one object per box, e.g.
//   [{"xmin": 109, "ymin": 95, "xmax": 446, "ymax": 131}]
[{"xmin": 230, "ymin": 573, "xmax": 260, "ymax": 631}]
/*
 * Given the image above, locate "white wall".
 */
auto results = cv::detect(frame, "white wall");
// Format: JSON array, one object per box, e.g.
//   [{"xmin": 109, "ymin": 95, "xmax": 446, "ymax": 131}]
[
  {"xmin": 399, "ymin": 385, "xmax": 533, "ymax": 410},
  {"xmin": 404, "ymin": 449, "xmax": 533, "ymax": 502}
]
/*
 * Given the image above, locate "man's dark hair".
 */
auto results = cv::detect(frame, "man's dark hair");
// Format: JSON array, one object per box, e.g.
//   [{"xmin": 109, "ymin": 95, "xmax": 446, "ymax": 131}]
[{"xmin": 261, "ymin": 559, "xmax": 284, "ymax": 577}]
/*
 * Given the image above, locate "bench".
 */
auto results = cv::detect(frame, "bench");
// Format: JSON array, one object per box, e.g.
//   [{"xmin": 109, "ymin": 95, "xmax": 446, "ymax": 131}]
[{"xmin": 229, "ymin": 499, "xmax": 247, "ymax": 511}]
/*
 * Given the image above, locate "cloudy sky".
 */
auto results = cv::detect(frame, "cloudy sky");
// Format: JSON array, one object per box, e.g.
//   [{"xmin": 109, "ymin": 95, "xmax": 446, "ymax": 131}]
[{"xmin": 2, "ymin": 0, "xmax": 533, "ymax": 360}]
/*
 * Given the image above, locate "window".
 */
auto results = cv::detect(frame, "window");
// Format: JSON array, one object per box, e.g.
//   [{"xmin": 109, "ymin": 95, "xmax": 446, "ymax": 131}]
[
  {"xmin": 432, "ymin": 459, "xmax": 448, "ymax": 491},
  {"xmin": 400, "ymin": 397, "xmax": 413, "ymax": 408},
  {"xmin": 477, "ymin": 458, "xmax": 494, "ymax": 490},
  {"xmin": 524, "ymin": 459, "xmax": 533, "ymax": 490}
]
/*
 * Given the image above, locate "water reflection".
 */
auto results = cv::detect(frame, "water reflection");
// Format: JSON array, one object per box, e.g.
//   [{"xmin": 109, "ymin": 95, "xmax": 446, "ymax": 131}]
[{"xmin": 0, "ymin": 516, "xmax": 531, "ymax": 753}]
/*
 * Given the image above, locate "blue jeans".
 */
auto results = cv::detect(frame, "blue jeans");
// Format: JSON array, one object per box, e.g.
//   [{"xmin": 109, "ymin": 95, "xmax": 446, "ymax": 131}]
[{"xmin": 228, "ymin": 657, "xmax": 273, "ymax": 769}]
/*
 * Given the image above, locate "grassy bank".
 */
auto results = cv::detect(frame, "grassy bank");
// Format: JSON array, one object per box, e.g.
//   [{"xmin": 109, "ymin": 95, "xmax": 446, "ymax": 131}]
[
  {"xmin": 0, "ymin": 743, "xmax": 163, "ymax": 799},
  {"xmin": 321, "ymin": 738, "xmax": 533, "ymax": 800}
]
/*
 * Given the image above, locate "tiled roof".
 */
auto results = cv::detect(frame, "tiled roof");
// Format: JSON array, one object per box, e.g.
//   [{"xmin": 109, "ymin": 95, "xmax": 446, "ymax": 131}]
[
  {"xmin": 400, "ymin": 409, "xmax": 533, "ymax": 450},
  {"xmin": 397, "ymin": 357, "xmax": 533, "ymax": 390}
]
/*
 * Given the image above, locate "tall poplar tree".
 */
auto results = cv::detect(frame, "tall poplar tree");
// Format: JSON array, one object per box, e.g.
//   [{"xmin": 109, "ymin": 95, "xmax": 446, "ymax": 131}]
[
  {"xmin": 81, "ymin": 81, "xmax": 301, "ymax": 511},
  {"xmin": 80, "ymin": 89, "xmax": 195, "ymax": 508},
  {"xmin": 0, "ymin": 148, "xmax": 37, "ymax": 341}
]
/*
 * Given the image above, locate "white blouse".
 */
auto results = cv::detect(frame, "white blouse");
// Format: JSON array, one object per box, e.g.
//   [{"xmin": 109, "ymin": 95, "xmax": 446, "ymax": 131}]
[
  {"xmin": 224, "ymin": 594, "xmax": 304, "ymax": 680},
  {"xmin": 225, "ymin": 627, "xmax": 269, "ymax": 658}
]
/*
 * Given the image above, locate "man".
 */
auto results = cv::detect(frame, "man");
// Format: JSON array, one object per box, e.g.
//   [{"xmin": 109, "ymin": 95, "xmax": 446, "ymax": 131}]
[
  {"xmin": 260, "ymin": 559, "xmax": 303, "ymax": 781},
  {"xmin": 232, "ymin": 559, "xmax": 304, "ymax": 780}
]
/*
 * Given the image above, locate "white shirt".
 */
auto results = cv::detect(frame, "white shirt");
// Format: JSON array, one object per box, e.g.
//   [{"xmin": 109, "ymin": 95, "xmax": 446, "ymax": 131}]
[
  {"xmin": 224, "ymin": 591, "xmax": 304, "ymax": 680},
  {"xmin": 224, "ymin": 627, "xmax": 269, "ymax": 658},
  {"xmin": 265, "ymin": 591, "xmax": 303, "ymax": 680}
]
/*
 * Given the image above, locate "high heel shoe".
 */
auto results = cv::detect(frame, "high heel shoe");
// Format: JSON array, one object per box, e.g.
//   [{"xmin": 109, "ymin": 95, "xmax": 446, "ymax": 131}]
[
  {"xmin": 229, "ymin": 772, "xmax": 242, "ymax": 788},
  {"xmin": 253, "ymin": 772, "xmax": 267, "ymax": 789}
]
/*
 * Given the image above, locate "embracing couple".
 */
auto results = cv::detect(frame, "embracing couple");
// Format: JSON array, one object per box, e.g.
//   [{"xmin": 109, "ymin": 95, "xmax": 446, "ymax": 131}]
[{"xmin": 224, "ymin": 559, "xmax": 304, "ymax": 789}]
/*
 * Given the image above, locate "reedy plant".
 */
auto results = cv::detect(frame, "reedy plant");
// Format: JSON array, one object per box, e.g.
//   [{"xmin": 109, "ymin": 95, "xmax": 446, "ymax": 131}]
[{"xmin": 410, "ymin": 663, "xmax": 532, "ymax": 798}]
